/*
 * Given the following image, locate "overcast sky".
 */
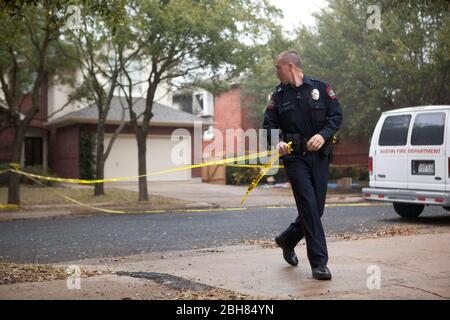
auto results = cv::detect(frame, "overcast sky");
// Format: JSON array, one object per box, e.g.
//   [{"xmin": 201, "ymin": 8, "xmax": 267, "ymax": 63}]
[{"xmin": 268, "ymin": 0, "xmax": 328, "ymax": 32}]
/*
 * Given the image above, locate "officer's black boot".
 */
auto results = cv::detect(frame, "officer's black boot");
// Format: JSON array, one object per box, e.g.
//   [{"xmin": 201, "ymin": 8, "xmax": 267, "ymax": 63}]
[
  {"xmin": 275, "ymin": 236, "xmax": 299, "ymax": 266},
  {"xmin": 312, "ymin": 265, "xmax": 332, "ymax": 280}
]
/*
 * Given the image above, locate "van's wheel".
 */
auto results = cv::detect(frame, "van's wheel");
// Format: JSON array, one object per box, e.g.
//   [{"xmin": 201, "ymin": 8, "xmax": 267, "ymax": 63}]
[{"xmin": 393, "ymin": 203, "xmax": 424, "ymax": 219}]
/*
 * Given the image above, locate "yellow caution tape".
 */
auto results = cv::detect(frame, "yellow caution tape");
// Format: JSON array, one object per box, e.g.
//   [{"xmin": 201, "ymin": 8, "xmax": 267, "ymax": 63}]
[
  {"xmin": 222, "ymin": 164, "xmax": 284, "ymax": 169},
  {"xmin": 0, "ymin": 168, "xmax": 15, "ymax": 209},
  {"xmin": 0, "ymin": 140, "xmax": 359, "ymax": 213},
  {"xmin": 10, "ymin": 149, "xmax": 274, "ymax": 185},
  {"xmin": 0, "ymin": 204, "xmax": 20, "ymax": 210},
  {"xmin": 23, "ymin": 174, "xmax": 127, "ymax": 214},
  {"xmin": 2, "ymin": 149, "xmax": 277, "ymax": 214},
  {"xmin": 241, "ymin": 142, "xmax": 292, "ymax": 205},
  {"xmin": 0, "ymin": 168, "xmax": 17, "ymax": 210},
  {"xmin": 9, "ymin": 162, "xmax": 21, "ymax": 170},
  {"xmin": 0, "ymin": 146, "xmax": 288, "ymax": 213},
  {"xmin": 3, "ymin": 166, "xmax": 124, "ymax": 213}
]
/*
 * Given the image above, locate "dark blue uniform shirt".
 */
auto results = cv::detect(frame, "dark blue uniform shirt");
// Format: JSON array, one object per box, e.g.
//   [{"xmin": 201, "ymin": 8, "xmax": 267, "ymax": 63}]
[{"xmin": 263, "ymin": 75, "xmax": 343, "ymax": 147}]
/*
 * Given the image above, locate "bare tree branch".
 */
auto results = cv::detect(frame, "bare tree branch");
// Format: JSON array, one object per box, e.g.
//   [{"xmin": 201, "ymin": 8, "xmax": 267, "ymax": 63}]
[{"xmin": 103, "ymin": 96, "xmax": 127, "ymax": 160}]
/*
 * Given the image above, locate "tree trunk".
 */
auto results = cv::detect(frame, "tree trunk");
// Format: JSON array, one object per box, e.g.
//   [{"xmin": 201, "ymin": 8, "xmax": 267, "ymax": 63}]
[
  {"xmin": 94, "ymin": 124, "xmax": 105, "ymax": 196},
  {"xmin": 8, "ymin": 126, "xmax": 25, "ymax": 205},
  {"xmin": 136, "ymin": 131, "xmax": 149, "ymax": 201},
  {"xmin": 94, "ymin": 157, "xmax": 105, "ymax": 196}
]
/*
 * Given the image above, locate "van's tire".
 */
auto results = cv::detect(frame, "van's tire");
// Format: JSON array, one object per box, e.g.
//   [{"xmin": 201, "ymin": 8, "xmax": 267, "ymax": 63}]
[{"xmin": 393, "ymin": 203, "xmax": 424, "ymax": 219}]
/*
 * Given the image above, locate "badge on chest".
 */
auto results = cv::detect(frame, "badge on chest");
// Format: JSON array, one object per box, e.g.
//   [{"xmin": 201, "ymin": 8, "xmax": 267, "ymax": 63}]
[{"xmin": 311, "ymin": 89, "xmax": 320, "ymax": 101}]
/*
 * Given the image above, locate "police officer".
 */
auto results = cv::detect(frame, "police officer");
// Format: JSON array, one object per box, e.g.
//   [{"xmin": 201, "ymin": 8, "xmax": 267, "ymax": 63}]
[{"xmin": 263, "ymin": 50, "xmax": 343, "ymax": 280}]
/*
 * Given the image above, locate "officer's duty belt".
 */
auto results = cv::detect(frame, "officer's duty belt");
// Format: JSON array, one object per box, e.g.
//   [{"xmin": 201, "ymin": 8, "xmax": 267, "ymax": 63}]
[{"xmin": 282, "ymin": 133, "xmax": 309, "ymax": 156}]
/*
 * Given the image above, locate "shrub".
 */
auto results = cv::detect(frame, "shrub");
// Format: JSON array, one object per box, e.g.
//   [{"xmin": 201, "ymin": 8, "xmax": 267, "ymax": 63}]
[
  {"xmin": 226, "ymin": 164, "xmax": 290, "ymax": 186},
  {"xmin": 79, "ymin": 129, "xmax": 95, "ymax": 180},
  {"xmin": 0, "ymin": 162, "xmax": 9, "ymax": 186},
  {"xmin": 226, "ymin": 166, "xmax": 259, "ymax": 185},
  {"xmin": 19, "ymin": 165, "xmax": 58, "ymax": 186}
]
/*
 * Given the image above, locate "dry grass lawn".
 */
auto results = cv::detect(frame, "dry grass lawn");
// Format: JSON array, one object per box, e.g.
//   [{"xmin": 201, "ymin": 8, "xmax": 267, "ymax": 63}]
[{"xmin": 0, "ymin": 185, "xmax": 191, "ymax": 207}]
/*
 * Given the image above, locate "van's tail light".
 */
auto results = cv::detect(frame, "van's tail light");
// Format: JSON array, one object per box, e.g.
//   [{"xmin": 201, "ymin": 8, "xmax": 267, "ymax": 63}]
[{"xmin": 368, "ymin": 157, "xmax": 373, "ymax": 175}]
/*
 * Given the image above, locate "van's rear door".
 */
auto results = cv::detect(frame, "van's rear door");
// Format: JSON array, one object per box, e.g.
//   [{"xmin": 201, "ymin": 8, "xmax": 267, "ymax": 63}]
[
  {"xmin": 374, "ymin": 114, "xmax": 412, "ymax": 189},
  {"xmin": 407, "ymin": 111, "xmax": 447, "ymax": 191}
]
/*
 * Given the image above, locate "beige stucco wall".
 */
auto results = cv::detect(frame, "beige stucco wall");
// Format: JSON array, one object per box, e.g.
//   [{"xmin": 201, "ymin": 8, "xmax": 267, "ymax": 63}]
[{"xmin": 47, "ymin": 55, "xmax": 174, "ymax": 121}]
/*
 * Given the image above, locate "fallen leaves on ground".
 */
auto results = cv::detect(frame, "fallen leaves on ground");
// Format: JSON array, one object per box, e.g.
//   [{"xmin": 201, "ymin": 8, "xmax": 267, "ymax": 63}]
[
  {"xmin": 333, "ymin": 225, "xmax": 424, "ymax": 241},
  {"xmin": 242, "ymin": 239, "xmax": 278, "ymax": 248},
  {"xmin": 173, "ymin": 288, "xmax": 251, "ymax": 300},
  {"xmin": 243, "ymin": 226, "xmax": 429, "ymax": 249},
  {"xmin": 0, "ymin": 262, "xmax": 108, "ymax": 285}
]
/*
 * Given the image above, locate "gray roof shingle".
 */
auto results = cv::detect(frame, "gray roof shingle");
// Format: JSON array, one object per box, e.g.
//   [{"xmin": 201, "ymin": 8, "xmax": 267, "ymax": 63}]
[{"xmin": 48, "ymin": 96, "xmax": 212, "ymax": 126}]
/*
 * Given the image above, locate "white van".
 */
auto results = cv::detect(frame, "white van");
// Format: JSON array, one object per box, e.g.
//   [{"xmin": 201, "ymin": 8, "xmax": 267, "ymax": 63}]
[{"xmin": 362, "ymin": 105, "xmax": 450, "ymax": 218}]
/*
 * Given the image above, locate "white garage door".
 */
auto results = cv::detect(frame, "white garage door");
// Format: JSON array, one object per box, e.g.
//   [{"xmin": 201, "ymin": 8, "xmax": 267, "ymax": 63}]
[{"xmin": 104, "ymin": 134, "xmax": 192, "ymax": 181}]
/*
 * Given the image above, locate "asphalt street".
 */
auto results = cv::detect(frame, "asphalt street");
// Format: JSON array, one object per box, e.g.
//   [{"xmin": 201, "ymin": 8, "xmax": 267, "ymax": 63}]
[{"xmin": 0, "ymin": 203, "xmax": 449, "ymax": 263}]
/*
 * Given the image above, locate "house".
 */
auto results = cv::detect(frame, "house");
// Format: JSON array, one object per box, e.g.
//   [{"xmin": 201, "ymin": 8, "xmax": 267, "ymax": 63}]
[
  {"xmin": 47, "ymin": 97, "xmax": 211, "ymax": 181},
  {"xmin": 173, "ymin": 81, "xmax": 369, "ymax": 172},
  {"xmin": 0, "ymin": 70, "xmax": 368, "ymax": 185},
  {"xmin": 213, "ymin": 83, "xmax": 370, "ymax": 167},
  {"xmin": 0, "ymin": 80, "xmax": 50, "ymax": 175},
  {"xmin": 0, "ymin": 73, "xmax": 212, "ymax": 182},
  {"xmin": 174, "ymin": 83, "xmax": 254, "ymax": 156}
]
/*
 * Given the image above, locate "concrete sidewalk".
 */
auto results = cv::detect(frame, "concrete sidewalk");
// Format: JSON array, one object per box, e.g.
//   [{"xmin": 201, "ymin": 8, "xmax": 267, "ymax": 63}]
[{"xmin": 2, "ymin": 229, "xmax": 449, "ymax": 299}]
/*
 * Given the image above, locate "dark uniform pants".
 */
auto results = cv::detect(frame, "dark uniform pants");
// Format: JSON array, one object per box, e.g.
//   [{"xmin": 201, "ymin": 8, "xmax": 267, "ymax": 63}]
[{"xmin": 278, "ymin": 151, "xmax": 329, "ymax": 268}]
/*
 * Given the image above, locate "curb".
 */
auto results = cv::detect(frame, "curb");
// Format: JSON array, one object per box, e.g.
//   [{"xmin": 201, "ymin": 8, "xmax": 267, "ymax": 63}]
[{"xmin": 0, "ymin": 196, "xmax": 375, "ymax": 222}]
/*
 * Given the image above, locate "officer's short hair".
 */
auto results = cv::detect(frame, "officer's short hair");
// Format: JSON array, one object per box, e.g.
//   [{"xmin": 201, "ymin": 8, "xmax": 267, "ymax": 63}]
[{"xmin": 277, "ymin": 50, "xmax": 303, "ymax": 69}]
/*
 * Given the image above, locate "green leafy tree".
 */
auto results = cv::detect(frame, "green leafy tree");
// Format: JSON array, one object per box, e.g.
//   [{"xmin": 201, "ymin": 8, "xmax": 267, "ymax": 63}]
[
  {"xmin": 295, "ymin": 0, "xmax": 449, "ymax": 140},
  {"xmin": 0, "ymin": 1, "xmax": 77, "ymax": 205},
  {"xmin": 240, "ymin": 28, "xmax": 293, "ymax": 128},
  {"xmin": 241, "ymin": 0, "xmax": 449, "ymax": 141},
  {"xmin": 61, "ymin": 0, "xmax": 135, "ymax": 196},
  {"xmin": 119, "ymin": 0, "xmax": 280, "ymax": 201}
]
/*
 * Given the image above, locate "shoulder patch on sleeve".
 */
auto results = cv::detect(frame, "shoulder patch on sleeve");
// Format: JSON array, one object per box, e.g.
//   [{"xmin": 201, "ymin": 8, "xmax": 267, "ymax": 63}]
[{"xmin": 326, "ymin": 84, "xmax": 336, "ymax": 99}]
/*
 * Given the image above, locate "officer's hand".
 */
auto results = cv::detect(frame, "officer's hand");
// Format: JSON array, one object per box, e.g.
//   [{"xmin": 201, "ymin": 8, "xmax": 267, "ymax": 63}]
[
  {"xmin": 276, "ymin": 142, "xmax": 291, "ymax": 156},
  {"xmin": 307, "ymin": 134, "xmax": 325, "ymax": 152}
]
